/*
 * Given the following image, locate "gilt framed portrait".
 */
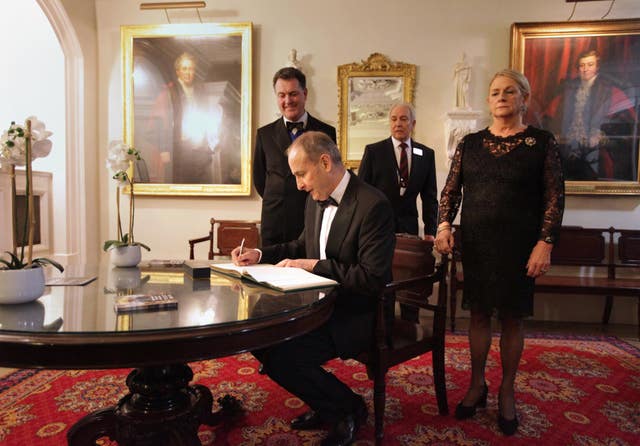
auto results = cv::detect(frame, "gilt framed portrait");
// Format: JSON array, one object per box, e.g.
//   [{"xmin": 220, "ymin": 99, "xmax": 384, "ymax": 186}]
[
  {"xmin": 511, "ymin": 19, "xmax": 640, "ymax": 195},
  {"xmin": 122, "ymin": 22, "xmax": 252, "ymax": 196},
  {"xmin": 337, "ymin": 53, "xmax": 416, "ymax": 169}
]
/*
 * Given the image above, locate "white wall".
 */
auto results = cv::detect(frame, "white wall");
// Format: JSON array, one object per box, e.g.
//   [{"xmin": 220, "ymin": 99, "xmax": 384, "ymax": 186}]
[
  {"xmin": 90, "ymin": 0, "xmax": 640, "ymax": 324},
  {"xmin": 0, "ymin": 0, "xmax": 65, "ymax": 256}
]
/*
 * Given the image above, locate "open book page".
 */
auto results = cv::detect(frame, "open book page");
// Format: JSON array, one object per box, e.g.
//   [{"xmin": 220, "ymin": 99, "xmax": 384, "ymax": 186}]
[{"xmin": 210, "ymin": 263, "xmax": 338, "ymax": 292}]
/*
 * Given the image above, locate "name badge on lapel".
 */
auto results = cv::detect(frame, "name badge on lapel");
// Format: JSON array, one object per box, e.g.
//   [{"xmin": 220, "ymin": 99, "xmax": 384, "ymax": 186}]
[{"xmin": 412, "ymin": 147, "xmax": 423, "ymax": 156}]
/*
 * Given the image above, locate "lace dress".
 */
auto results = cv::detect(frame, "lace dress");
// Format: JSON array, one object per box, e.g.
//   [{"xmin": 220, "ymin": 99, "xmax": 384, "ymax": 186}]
[{"xmin": 439, "ymin": 126, "xmax": 565, "ymax": 317}]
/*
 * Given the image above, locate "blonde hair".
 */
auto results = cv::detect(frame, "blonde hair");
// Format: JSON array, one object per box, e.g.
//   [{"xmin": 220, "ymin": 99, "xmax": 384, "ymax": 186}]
[{"xmin": 489, "ymin": 69, "xmax": 531, "ymax": 97}]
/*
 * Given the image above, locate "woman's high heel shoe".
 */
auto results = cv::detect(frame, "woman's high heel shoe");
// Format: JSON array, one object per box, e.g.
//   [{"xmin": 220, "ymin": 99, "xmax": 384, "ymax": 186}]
[
  {"xmin": 498, "ymin": 412, "xmax": 519, "ymax": 436},
  {"xmin": 454, "ymin": 384, "xmax": 488, "ymax": 420},
  {"xmin": 498, "ymin": 399, "xmax": 519, "ymax": 435}
]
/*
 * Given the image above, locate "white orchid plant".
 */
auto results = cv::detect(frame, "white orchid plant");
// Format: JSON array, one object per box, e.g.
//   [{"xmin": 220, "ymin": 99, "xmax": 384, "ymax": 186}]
[
  {"xmin": 103, "ymin": 140, "xmax": 150, "ymax": 253},
  {"xmin": 0, "ymin": 117, "xmax": 63, "ymax": 271}
]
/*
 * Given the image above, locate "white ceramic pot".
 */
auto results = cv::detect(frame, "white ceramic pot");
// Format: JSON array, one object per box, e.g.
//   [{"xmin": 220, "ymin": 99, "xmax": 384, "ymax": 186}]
[
  {"xmin": 0, "ymin": 267, "xmax": 46, "ymax": 304},
  {"xmin": 107, "ymin": 266, "xmax": 142, "ymax": 291},
  {"xmin": 110, "ymin": 245, "xmax": 142, "ymax": 268}
]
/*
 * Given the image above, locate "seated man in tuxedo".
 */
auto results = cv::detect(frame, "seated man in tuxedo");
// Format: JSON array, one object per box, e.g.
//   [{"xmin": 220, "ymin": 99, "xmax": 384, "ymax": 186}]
[
  {"xmin": 232, "ymin": 131, "xmax": 395, "ymax": 445},
  {"xmin": 358, "ymin": 102, "xmax": 438, "ymax": 239}
]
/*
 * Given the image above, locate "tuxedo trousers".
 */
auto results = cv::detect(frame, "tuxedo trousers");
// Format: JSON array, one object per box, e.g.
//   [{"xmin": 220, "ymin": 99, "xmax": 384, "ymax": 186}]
[{"xmin": 252, "ymin": 312, "xmax": 365, "ymax": 421}]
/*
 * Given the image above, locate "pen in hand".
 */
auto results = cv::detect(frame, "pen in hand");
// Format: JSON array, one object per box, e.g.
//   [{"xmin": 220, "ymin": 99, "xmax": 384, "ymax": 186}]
[{"xmin": 239, "ymin": 238, "xmax": 245, "ymax": 257}]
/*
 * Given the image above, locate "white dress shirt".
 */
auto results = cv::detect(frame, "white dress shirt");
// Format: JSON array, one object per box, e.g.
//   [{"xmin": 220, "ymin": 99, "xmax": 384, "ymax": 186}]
[
  {"xmin": 391, "ymin": 136, "xmax": 412, "ymax": 196},
  {"xmin": 319, "ymin": 170, "xmax": 350, "ymax": 260}
]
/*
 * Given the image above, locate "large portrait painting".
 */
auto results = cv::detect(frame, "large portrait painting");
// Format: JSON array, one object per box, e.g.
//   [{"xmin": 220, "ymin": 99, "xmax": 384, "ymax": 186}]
[
  {"xmin": 337, "ymin": 53, "xmax": 416, "ymax": 169},
  {"xmin": 511, "ymin": 19, "xmax": 640, "ymax": 195},
  {"xmin": 122, "ymin": 23, "xmax": 252, "ymax": 196}
]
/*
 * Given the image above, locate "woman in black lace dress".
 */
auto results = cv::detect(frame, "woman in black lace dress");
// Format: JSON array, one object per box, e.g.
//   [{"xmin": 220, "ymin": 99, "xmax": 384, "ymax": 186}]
[{"xmin": 435, "ymin": 69, "xmax": 564, "ymax": 435}]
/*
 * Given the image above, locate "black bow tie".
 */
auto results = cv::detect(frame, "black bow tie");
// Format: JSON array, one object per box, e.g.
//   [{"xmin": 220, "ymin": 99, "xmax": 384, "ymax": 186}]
[
  {"xmin": 317, "ymin": 196, "xmax": 338, "ymax": 209},
  {"xmin": 286, "ymin": 121, "xmax": 304, "ymax": 133}
]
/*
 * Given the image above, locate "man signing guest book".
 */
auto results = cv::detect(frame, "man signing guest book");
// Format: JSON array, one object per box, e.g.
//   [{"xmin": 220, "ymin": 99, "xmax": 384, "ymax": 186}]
[{"xmin": 231, "ymin": 131, "xmax": 395, "ymax": 446}]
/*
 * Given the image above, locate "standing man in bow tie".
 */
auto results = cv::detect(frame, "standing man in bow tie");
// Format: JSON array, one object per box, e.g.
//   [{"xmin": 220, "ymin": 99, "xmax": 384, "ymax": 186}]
[
  {"xmin": 253, "ymin": 67, "xmax": 337, "ymax": 247},
  {"xmin": 234, "ymin": 131, "xmax": 395, "ymax": 445},
  {"xmin": 358, "ymin": 103, "xmax": 438, "ymax": 239}
]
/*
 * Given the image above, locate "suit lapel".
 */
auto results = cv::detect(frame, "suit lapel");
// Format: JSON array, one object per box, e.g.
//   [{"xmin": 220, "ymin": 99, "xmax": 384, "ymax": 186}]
[
  {"xmin": 272, "ymin": 118, "xmax": 292, "ymax": 154},
  {"xmin": 325, "ymin": 174, "xmax": 357, "ymax": 258},
  {"xmin": 407, "ymin": 140, "xmax": 422, "ymax": 191},
  {"xmin": 306, "ymin": 114, "xmax": 320, "ymax": 131},
  {"xmin": 383, "ymin": 138, "xmax": 403, "ymax": 195}
]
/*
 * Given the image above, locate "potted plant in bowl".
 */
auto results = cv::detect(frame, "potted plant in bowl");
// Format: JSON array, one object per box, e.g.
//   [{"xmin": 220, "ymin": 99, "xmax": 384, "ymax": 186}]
[
  {"xmin": 0, "ymin": 117, "xmax": 64, "ymax": 304},
  {"xmin": 103, "ymin": 141, "xmax": 150, "ymax": 267}
]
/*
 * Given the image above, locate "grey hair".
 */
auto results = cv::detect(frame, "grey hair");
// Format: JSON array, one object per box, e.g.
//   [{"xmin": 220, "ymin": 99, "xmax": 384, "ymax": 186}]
[
  {"xmin": 389, "ymin": 102, "xmax": 416, "ymax": 121},
  {"xmin": 286, "ymin": 131, "xmax": 342, "ymax": 164}
]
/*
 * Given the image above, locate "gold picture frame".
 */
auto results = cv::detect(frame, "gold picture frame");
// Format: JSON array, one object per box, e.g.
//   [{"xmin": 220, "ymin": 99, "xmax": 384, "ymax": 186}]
[
  {"xmin": 337, "ymin": 53, "xmax": 416, "ymax": 169},
  {"xmin": 122, "ymin": 22, "xmax": 252, "ymax": 196},
  {"xmin": 511, "ymin": 19, "xmax": 640, "ymax": 195}
]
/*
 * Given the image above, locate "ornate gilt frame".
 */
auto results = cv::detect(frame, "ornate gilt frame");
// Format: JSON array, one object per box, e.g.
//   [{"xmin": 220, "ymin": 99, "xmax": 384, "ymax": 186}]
[
  {"xmin": 337, "ymin": 53, "xmax": 416, "ymax": 169},
  {"xmin": 122, "ymin": 22, "xmax": 252, "ymax": 196},
  {"xmin": 511, "ymin": 19, "xmax": 640, "ymax": 195}
]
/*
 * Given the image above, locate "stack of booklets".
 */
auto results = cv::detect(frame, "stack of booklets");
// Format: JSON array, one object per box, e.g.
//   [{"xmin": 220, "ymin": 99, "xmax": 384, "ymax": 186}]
[
  {"xmin": 114, "ymin": 293, "xmax": 178, "ymax": 313},
  {"xmin": 183, "ymin": 260, "xmax": 212, "ymax": 278},
  {"xmin": 210, "ymin": 263, "xmax": 338, "ymax": 292}
]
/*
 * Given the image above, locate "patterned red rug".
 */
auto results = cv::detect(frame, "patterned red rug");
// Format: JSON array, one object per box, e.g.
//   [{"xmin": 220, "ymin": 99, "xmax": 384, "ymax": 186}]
[{"xmin": 1, "ymin": 333, "xmax": 639, "ymax": 445}]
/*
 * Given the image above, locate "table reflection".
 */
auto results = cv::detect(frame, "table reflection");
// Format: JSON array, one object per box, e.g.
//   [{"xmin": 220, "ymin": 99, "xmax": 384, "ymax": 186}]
[
  {"xmin": 0, "ymin": 300, "xmax": 63, "ymax": 331},
  {"xmin": 0, "ymin": 262, "xmax": 331, "ymax": 335}
]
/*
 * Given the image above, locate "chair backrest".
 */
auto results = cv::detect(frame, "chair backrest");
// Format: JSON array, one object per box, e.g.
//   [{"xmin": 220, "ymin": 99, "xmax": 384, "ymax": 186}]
[
  {"xmin": 551, "ymin": 226, "xmax": 606, "ymax": 266},
  {"xmin": 393, "ymin": 235, "xmax": 437, "ymax": 304},
  {"xmin": 452, "ymin": 225, "xmax": 609, "ymax": 266},
  {"xmin": 617, "ymin": 229, "xmax": 640, "ymax": 266},
  {"xmin": 189, "ymin": 219, "xmax": 260, "ymax": 260},
  {"xmin": 215, "ymin": 219, "xmax": 260, "ymax": 256}
]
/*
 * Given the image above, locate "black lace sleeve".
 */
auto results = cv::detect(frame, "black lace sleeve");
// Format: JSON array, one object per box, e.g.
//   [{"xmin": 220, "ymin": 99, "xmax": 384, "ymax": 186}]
[
  {"xmin": 539, "ymin": 132, "xmax": 565, "ymax": 242},
  {"xmin": 438, "ymin": 138, "xmax": 464, "ymax": 225}
]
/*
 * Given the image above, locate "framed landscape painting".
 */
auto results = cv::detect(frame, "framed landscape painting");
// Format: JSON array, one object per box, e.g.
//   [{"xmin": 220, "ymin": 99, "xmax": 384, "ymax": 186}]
[
  {"xmin": 511, "ymin": 19, "xmax": 640, "ymax": 195},
  {"xmin": 122, "ymin": 22, "xmax": 252, "ymax": 196}
]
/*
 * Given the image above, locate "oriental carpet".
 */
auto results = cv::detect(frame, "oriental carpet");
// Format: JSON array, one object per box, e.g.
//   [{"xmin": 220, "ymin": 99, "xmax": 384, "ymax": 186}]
[{"xmin": 1, "ymin": 333, "xmax": 639, "ymax": 445}]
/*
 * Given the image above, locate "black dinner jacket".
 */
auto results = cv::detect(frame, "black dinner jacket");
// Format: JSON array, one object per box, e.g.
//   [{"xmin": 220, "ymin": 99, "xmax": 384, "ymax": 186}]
[
  {"xmin": 260, "ymin": 172, "xmax": 395, "ymax": 358},
  {"xmin": 253, "ymin": 115, "xmax": 336, "ymax": 247},
  {"xmin": 358, "ymin": 137, "xmax": 438, "ymax": 236}
]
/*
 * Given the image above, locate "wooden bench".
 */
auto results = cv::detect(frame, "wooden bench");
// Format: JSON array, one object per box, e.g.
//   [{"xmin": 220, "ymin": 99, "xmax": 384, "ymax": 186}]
[{"xmin": 449, "ymin": 226, "xmax": 640, "ymax": 337}]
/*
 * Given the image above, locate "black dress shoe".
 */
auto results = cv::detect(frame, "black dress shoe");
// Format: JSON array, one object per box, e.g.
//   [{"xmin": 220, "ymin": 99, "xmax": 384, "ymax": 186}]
[
  {"xmin": 290, "ymin": 410, "xmax": 325, "ymax": 430},
  {"xmin": 454, "ymin": 384, "xmax": 488, "ymax": 420},
  {"xmin": 321, "ymin": 415, "xmax": 358, "ymax": 446},
  {"xmin": 321, "ymin": 398, "xmax": 367, "ymax": 446}
]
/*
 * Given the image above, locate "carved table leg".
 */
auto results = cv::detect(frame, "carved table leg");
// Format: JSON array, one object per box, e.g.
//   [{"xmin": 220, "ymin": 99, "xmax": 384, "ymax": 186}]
[
  {"xmin": 67, "ymin": 363, "xmax": 243, "ymax": 446},
  {"xmin": 67, "ymin": 408, "xmax": 118, "ymax": 446}
]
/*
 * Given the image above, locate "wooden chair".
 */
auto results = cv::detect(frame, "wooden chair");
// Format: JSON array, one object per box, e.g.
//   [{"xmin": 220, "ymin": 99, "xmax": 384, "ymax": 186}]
[
  {"xmin": 188, "ymin": 219, "xmax": 260, "ymax": 260},
  {"xmin": 357, "ymin": 235, "xmax": 449, "ymax": 444}
]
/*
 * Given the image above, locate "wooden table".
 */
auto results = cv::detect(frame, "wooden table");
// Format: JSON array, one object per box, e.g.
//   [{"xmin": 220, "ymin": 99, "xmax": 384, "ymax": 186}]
[{"xmin": 0, "ymin": 262, "xmax": 336, "ymax": 446}]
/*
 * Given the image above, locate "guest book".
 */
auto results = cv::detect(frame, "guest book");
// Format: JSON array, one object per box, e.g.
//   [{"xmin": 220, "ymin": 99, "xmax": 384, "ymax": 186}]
[{"xmin": 209, "ymin": 263, "xmax": 338, "ymax": 292}]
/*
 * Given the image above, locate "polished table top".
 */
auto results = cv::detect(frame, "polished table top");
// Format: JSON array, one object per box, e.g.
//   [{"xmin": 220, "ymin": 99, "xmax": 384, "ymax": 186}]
[{"xmin": 0, "ymin": 261, "xmax": 336, "ymax": 369}]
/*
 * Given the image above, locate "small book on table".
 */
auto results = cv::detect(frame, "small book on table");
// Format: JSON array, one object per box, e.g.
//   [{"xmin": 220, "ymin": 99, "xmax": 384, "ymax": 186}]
[{"xmin": 114, "ymin": 293, "xmax": 178, "ymax": 313}]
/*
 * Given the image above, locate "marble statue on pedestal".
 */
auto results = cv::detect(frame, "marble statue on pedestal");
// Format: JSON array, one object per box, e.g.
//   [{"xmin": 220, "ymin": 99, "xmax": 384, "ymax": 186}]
[{"xmin": 453, "ymin": 53, "xmax": 471, "ymax": 110}]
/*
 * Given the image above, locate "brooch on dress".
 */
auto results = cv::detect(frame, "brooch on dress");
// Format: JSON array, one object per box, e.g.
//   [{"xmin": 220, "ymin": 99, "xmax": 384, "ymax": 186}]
[{"xmin": 525, "ymin": 137, "xmax": 536, "ymax": 147}]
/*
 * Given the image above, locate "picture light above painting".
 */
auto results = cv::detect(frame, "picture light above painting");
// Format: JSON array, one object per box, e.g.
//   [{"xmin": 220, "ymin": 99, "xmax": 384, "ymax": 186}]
[
  {"xmin": 511, "ymin": 19, "xmax": 640, "ymax": 195},
  {"xmin": 122, "ymin": 22, "xmax": 252, "ymax": 196}
]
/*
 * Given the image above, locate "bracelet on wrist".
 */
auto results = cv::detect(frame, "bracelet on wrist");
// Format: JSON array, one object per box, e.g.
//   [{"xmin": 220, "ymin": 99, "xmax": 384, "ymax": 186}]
[{"xmin": 436, "ymin": 226, "xmax": 451, "ymax": 234}]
